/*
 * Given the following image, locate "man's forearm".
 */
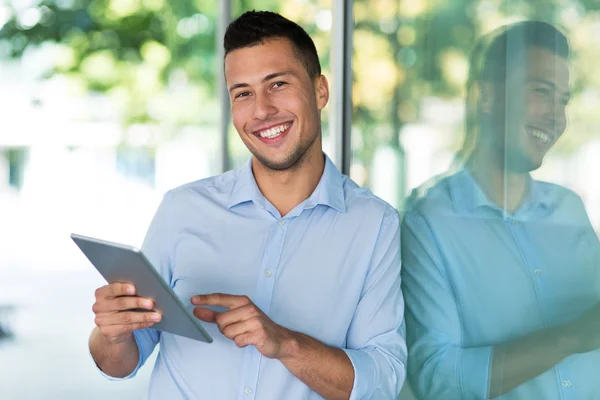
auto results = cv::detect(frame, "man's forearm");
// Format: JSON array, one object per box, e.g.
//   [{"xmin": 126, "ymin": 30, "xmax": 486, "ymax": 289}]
[
  {"xmin": 279, "ymin": 330, "xmax": 354, "ymax": 400},
  {"xmin": 89, "ymin": 327, "xmax": 140, "ymax": 378},
  {"xmin": 489, "ymin": 324, "xmax": 571, "ymax": 398}
]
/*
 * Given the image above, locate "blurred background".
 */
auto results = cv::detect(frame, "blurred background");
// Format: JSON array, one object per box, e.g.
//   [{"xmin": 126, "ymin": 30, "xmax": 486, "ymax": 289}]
[{"xmin": 1, "ymin": 0, "xmax": 600, "ymax": 398}]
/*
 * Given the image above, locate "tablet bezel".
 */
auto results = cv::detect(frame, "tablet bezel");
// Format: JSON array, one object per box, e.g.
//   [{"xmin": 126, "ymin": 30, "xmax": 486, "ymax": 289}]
[{"xmin": 71, "ymin": 233, "xmax": 213, "ymax": 343}]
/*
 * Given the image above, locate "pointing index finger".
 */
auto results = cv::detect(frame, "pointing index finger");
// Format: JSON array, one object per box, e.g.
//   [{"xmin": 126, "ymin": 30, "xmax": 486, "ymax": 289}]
[{"xmin": 190, "ymin": 293, "xmax": 250, "ymax": 309}]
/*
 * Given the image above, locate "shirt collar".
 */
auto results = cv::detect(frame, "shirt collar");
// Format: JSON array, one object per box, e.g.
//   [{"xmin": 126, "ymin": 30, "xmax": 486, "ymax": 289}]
[
  {"xmin": 448, "ymin": 168, "xmax": 557, "ymax": 214},
  {"xmin": 227, "ymin": 154, "xmax": 346, "ymax": 213},
  {"xmin": 305, "ymin": 154, "xmax": 346, "ymax": 213}
]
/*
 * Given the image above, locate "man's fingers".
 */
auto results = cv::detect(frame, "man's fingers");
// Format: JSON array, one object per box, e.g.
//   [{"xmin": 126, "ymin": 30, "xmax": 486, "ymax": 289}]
[
  {"xmin": 93, "ymin": 295, "xmax": 154, "ymax": 314},
  {"xmin": 99, "ymin": 321, "xmax": 156, "ymax": 340},
  {"xmin": 190, "ymin": 293, "xmax": 251, "ymax": 309},
  {"xmin": 215, "ymin": 304, "xmax": 260, "ymax": 330},
  {"xmin": 221, "ymin": 319, "xmax": 257, "ymax": 339},
  {"xmin": 233, "ymin": 332, "xmax": 255, "ymax": 348},
  {"xmin": 95, "ymin": 311, "xmax": 161, "ymax": 327},
  {"xmin": 102, "ymin": 283, "xmax": 136, "ymax": 299},
  {"xmin": 193, "ymin": 307, "xmax": 218, "ymax": 323}
]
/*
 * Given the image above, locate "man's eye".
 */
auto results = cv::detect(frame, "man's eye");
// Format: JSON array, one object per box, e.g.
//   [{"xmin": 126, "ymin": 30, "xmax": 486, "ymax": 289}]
[
  {"xmin": 534, "ymin": 88, "xmax": 549, "ymax": 96},
  {"xmin": 235, "ymin": 92, "xmax": 250, "ymax": 99},
  {"xmin": 272, "ymin": 81, "xmax": 287, "ymax": 88}
]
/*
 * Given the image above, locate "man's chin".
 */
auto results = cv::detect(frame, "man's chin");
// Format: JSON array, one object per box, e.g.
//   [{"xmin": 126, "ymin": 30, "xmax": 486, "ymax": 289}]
[
  {"xmin": 254, "ymin": 153, "xmax": 300, "ymax": 172},
  {"xmin": 507, "ymin": 157, "xmax": 544, "ymax": 173}
]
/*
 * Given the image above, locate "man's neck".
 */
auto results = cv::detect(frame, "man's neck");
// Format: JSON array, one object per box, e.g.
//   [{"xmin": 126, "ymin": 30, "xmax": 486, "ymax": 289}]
[
  {"xmin": 467, "ymin": 147, "xmax": 529, "ymax": 214},
  {"xmin": 252, "ymin": 149, "xmax": 325, "ymax": 217}
]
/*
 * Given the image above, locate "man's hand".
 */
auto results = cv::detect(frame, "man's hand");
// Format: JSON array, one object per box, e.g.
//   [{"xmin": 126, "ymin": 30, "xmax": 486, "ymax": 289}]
[
  {"xmin": 191, "ymin": 294, "xmax": 296, "ymax": 359},
  {"xmin": 92, "ymin": 283, "xmax": 162, "ymax": 345}
]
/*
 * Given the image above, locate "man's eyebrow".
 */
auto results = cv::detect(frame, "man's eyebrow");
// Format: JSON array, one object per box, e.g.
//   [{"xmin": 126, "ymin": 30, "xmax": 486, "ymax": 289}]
[
  {"xmin": 228, "ymin": 82, "xmax": 249, "ymax": 93},
  {"xmin": 263, "ymin": 71, "xmax": 295, "ymax": 82},
  {"xmin": 528, "ymin": 78, "xmax": 572, "ymax": 98},
  {"xmin": 228, "ymin": 71, "xmax": 296, "ymax": 93}
]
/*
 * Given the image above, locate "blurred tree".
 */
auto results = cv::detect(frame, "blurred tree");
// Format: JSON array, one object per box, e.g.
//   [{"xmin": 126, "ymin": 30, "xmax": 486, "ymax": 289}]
[
  {"xmin": 3, "ymin": 0, "xmax": 600, "ymax": 185},
  {"xmin": 0, "ymin": 0, "xmax": 220, "ymax": 126}
]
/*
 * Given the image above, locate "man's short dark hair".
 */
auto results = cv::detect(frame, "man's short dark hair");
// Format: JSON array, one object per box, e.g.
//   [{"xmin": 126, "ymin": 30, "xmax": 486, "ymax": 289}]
[
  {"xmin": 480, "ymin": 21, "xmax": 570, "ymax": 83},
  {"xmin": 224, "ymin": 11, "xmax": 322, "ymax": 78}
]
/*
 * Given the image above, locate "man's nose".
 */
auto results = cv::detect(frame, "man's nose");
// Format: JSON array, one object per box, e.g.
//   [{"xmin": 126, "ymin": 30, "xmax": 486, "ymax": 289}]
[
  {"xmin": 540, "ymin": 95, "xmax": 566, "ymax": 130},
  {"xmin": 253, "ymin": 93, "xmax": 277, "ymax": 120}
]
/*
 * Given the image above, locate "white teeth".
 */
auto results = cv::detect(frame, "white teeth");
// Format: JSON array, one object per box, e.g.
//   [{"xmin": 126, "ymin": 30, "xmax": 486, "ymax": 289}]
[
  {"xmin": 259, "ymin": 123, "xmax": 290, "ymax": 139},
  {"xmin": 528, "ymin": 128, "xmax": 551, "ymax": 144}
]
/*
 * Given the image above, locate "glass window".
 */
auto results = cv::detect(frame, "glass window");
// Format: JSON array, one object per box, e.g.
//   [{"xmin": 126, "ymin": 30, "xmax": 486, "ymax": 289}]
[{"xmin": 390, "ymin": 2, "xmax": 600, "ymax": 400}]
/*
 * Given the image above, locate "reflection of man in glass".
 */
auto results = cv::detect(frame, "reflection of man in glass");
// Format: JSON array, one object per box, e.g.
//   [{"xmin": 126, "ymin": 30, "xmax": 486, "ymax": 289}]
[{"xmin": 402, "ymin": 21, "xmax": 600, "ymax": 399}]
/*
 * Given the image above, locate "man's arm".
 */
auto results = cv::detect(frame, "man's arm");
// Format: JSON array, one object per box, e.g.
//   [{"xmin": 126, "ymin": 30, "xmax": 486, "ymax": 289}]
[
  {"xmin": 191, "ymin": 295, "xmax": 353, "ymax": 399},
  {"xmin": 402, "ymin": 210, "xmax": 484, "ymax": 399},
  {"xmin": 192, "ymin": 206, "xmax": 406, "ymax": 400},
  {"xmin": 89, "ymin": 282, "xmax": 162, "ymax": 379},
  {"xmin": 89, "ymin": 327, "xmax": 140, "ymax": 378},
  {"xmin": 488, "ymin": 324, "xmax": 570, "ymax": 398},
  {"xmin": 489, "ymin": 300, "xmax": 600, "ymax": 398},
  {"xmin": 279, "ymin": 334, "xmax": 354, "ymax": 399}
]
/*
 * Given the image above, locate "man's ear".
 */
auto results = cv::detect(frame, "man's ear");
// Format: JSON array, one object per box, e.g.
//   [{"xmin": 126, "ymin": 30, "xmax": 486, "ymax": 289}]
[{"xmin": 314, "ymin": 75, "xmax": 329, "ymax": 110}]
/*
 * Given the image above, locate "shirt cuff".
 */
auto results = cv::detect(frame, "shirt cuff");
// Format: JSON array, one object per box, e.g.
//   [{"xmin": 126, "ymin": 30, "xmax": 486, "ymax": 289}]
[
  {"xmin": 458, "ymin": 345, "xmax": 493, "ymax": 398},
  {"xmin": 344, "ymin": 348, "xmax": 380, "ymax": 400},
  {"xmin": 92, "ymin": 331, "xmax": 146, "ymax": 381}
]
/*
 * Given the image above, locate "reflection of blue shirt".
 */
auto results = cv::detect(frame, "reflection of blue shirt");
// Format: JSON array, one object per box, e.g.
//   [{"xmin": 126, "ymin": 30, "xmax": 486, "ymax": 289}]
[
  {"xmin": 99, "ymin": 155, "xmax": 407, "ymax": 400},
  {"xmin": 402, "ymin": 168, "xmax": 600, "ymax": 400}
]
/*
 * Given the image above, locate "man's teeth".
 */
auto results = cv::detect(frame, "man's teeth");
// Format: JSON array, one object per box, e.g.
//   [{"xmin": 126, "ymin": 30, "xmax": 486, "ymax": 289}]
[
  {"xmin": 259, "ymin": 124, "xmax": 290, "ymax": 139},
  {"xmin": 528, "ymin": 128, "xmax": 551, "ymax": 144}
]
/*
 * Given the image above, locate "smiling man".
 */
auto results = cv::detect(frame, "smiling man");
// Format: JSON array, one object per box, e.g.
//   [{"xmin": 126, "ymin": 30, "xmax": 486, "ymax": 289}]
[
  {"xmin": 402, "ymin": 21, "xmax": 600, "ymax": 399},
  {"xmin": 88, "ymin": 11, "xmax": 406, "ymax": 400}
]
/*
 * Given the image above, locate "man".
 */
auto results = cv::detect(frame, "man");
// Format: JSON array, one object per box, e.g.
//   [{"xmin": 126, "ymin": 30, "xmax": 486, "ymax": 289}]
[
  {"xmin": 402, "ymin": 21, "xmax": 600, "ymax": 399},
  {"xmin": 89, "ymin": 11, "xmax": 406, "ymax": 400}
]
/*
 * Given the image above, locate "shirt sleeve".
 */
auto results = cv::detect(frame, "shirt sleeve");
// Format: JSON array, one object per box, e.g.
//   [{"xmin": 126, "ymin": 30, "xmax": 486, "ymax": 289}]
[
  {"xmin": 401, "ymin": 209, "xmax": 492, "ymax": 399},
  {"xmin": 95, "ymin": 192, "xmax": 174, "ymax": 380},
  {"xmin": 343, "ymin": 206, "xmax": 407, "ymax": 400}
]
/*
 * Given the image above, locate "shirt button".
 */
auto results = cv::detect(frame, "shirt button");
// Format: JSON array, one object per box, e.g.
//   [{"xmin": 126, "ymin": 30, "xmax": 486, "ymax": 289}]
[
  {"xmin": 511, "ymin": 220, "xmax": 520, "ymax": 226},
  {"xmin": 244, "ymin": 387, "xmax": 252, "ymax": 395},
  {"xmin": 265, "ymin": 270, "xmax": 272, "ymax": 277},
  {"xmin": 278, "ymin": 220, "xmax": 285, "ymax": 226},
  {"xmin": 534, "ymin": 269, "xmax": 543, "ymax": 277},
  {"xmin": 562, "ymin": 380, "xmax": 572, "ymax": 388}
]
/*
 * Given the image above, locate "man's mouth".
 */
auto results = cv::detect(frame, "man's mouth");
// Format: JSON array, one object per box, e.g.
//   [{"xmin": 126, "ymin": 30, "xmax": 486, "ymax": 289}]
[
  {"xmin": 254, "ymin": 123, "xmax": 292, "ymax": 139},
  {"xmin": 527, "ymin": 126, "xmax": 553, "ymax": 145}
]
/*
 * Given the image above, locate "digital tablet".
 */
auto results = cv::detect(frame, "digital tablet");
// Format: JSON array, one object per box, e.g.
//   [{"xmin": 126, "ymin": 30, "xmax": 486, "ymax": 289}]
[{"xmin": 71, "ymin": 233, "xmax": 213, "ymax": 343}]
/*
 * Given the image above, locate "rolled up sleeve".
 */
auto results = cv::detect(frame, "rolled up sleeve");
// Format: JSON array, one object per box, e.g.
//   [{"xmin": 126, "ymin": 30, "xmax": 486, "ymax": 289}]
[
  {"xmin": 402, "ymin": 210, "xmax": 492, "ymax": 399},
  {"xmin": 345, "ymin": 206, "xmax": 407, "ymax": 399}
]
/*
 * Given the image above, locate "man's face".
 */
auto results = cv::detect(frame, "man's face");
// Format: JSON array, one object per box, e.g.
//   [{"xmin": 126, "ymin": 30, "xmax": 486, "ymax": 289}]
[
  {"xmin": 485, "ymin": 47, "xmax": 571, "ymax": 172},
  {"xmin": 225, "ymin": 38, "xmax": 328, "ymax": 171}
]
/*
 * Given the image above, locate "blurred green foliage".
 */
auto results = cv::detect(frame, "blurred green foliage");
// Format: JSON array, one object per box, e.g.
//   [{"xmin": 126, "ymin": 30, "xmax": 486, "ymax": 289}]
[{"xmin": 3, "ymin": 0, "xmax": 600, "ymax": 180}]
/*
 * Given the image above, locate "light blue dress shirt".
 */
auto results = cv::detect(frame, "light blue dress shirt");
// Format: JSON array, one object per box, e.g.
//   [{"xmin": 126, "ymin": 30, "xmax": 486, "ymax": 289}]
[
  {"xmin": 402, "ymin": 168, "xmax": 600, "ymax": 400},
  {"xmin": 100, "ymin": 155, "xmax": 407, "ymax": 400}
]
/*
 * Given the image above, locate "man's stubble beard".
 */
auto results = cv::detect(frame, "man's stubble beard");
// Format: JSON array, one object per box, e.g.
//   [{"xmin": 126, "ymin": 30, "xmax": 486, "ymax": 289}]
[{"xmin": 252, "ymin": 131, "xmax": 320, "ymax": 173}]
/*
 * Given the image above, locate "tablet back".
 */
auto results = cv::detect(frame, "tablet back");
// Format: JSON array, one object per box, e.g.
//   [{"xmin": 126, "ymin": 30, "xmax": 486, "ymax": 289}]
[{"xmin": 71, "ymin": 233, "xmax": 212, "ymax": 343}]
